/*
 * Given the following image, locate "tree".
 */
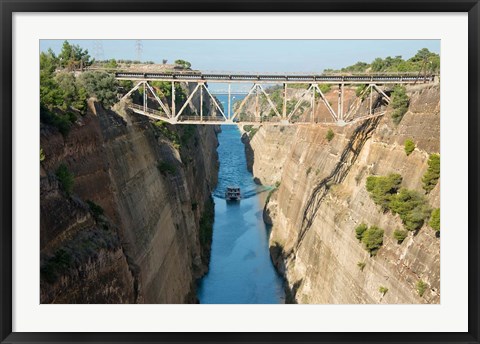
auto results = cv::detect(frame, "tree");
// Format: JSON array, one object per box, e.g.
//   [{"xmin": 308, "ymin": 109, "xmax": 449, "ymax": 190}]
[
  {"xmin": 370, "ymin": 58, "xmax": 385, "ymax": 72},
  {"xmin": 105, "ymin": 59, "xmax": 118, "ymax": 68},
  {"xmin": 404, "ymin": 139, "xmax": 415, "ymax": 156},
  {"xmin": 40, "ymin": 48, "xmax": 58, "ymax": 76},
  {"xmin": 429, "ymin": 208, "xmax": 440, "ymax": 232},
  {"xmin": 361, "ymin": 226, "xmax": 384, "ymax": 255},
  {"xmin": 55, "ymin": 73, "xmax": 78, "ymax": 110},
  {"xmin": 58, "ymin": 41, "xmax": 74, "ymax": 68},
  {"xmin": 40, "ymin": 74, "xmax": 63, "ymax": 109},
  {"xmin": 324, "ymin": 48, "xmax": 439, "ymax": 75},
  {"xmin": 78, "ymin": 72, "xmax": 118, "ymax": 107},
  {"xmin": 365, "ymin": 173, "xmax": 403, "ymax": 211},
  {"xmin": 40, "ymin": 49, "xmax": 63, "ymax": 109},
  {"xmin": 410, "ymin": 48, "xmax": 433, "ymax": 63},
  {"xmin": 389, "ymin": 188, "xmax": 431, "ymax": 231},
  {"xmin": 174, "ymin": 59, "xmax": 191, "ymax": 69},
  {"xmin": 58, "ymin": 40, "xmax": 93, "ymax": 71},
  {"xmin": 326, "ymin": 129, "xmax": 334, "ymax": 142},
  {"xmin": 391, "ymin": 85, "xmax": 409, "ymax": 124},
  {"xmin": 393, "ymin": 229, "xmax": 408, "ymax": 243},
  {"xmin": 355, "ymin": 223, "xmax": 368, "ymax": 241},
  {"xmin": 416, "ymin": 280, "xmax": 428, "ymax": 297},
  {"xmin": 422, "ymin": 154, "xmax": 440, "ymax": 193},
  {"xmin": 56, "ymin": 163, "xmax": 74, "ymax": 196}
]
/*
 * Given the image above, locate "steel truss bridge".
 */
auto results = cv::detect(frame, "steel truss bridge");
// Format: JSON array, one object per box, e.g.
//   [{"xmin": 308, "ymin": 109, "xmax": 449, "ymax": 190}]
[{"xmin": 116, "ymin": 72, "xmax": 436, "ymax": 126}]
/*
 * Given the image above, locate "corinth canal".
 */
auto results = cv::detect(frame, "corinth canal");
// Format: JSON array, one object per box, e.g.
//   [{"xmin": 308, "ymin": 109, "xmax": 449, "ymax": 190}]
[{"xmin": 197, "ymin": 96, "xmax": 285, "ymax": 303}]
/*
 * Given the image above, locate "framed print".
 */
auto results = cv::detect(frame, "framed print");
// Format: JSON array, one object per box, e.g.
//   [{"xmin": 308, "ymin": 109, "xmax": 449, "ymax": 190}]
[{"xmin": 1, "ymin": 1, "xmax": 479, "ymax": 343}]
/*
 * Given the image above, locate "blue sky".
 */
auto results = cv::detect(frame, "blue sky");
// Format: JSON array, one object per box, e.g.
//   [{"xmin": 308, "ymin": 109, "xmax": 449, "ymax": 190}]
[{"xmin": 40, "ymin": 39, "xmax": 439, "ymax": 73}]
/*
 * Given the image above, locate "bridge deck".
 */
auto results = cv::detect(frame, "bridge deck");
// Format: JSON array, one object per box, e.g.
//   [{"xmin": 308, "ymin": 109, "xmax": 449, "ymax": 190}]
[{"xmin": 116, "ymin": 72, "xmax": 435, "ymax": 84}]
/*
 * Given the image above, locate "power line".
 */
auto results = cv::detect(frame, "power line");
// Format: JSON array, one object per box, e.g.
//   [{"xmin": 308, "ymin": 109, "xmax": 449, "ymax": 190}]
[
  {"xmin": 135, "ymin": 40, "xmax": 143, "ymax": 62},
  {"xmin": 93, "ymin": 40, "xmax": 104, "ymax": 60}
]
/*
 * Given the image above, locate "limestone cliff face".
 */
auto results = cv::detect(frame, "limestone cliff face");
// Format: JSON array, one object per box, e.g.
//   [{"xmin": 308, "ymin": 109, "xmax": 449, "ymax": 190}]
[
  {"xmin": 246, "ymin": 84, "xmax": 440, "ymax": 304},
  {"xmin": 40, "ymin": 99, "xmax": 218, "ymax": 304}
]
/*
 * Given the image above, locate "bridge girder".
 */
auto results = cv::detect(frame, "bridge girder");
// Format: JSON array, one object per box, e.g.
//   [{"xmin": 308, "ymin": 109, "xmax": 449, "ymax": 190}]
[{"xmin": 117, "ymin": 72, "xmax": 422, "ymax": 126}]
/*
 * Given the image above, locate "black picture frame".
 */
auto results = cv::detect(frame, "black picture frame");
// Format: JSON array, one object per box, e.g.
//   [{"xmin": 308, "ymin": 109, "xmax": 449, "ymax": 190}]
[{"xmin": 1, "ymin": 1, "xmax": 479, "ymax": 343}]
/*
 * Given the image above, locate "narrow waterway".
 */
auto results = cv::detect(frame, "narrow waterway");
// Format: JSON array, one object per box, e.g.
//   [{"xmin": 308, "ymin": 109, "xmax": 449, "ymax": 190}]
[{"xmin": 197, "ymin": 98, "xmax": 285, "ymax": 303}]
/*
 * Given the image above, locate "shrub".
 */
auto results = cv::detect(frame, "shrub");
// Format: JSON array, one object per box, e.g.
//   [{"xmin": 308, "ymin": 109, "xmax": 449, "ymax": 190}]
[
  {"xmin": 379, "ymin": 286, "xmax": 389, "ymax": 296},
  {"xmin": 357, "ymin": 261, "xmax": 366, "ymax": 272},
  {"xmin": 422, "ymin": 154, "xmax": 440, "ymax": 193},
  {"xmin": 393, "ymin": 229, "xmax": 408, "ymax": 243},
  {"xmin": 326, "ymin": 129, "xmax": 334, "ymax": 142},
  {"xmin": 249, "ymin": 127, "xmax": 259, "ymax": 138},
  {"xmin": 366, "ymin": 173, "xmax": 432, "ymax": 232},
  {"xmin": 389, "ymin": 188, "xmax": 431, "ymax": 231},
  {"xmin": 416, "ymin": 280, "xmax": 428, "ymax": 297},
  {"xmin": 404, "ymin": 139, "xmax": 415, "ymax": 156},
  {"xmin": 391, "ymin": 85, "xmax": 409, "ymax": 124},
  {"xmin": 319, "ymin": 84, "xmax": 331, "ymax": 93},
  {"xmin": 86, "ymin": 200, "xmax": 104, "ymax": 220},
  {"xmin": 40, "ymin": 249, "xmax": 72, "ymax": 284},
  {"xmin": 306, "ymin": 167, "xmax": 312, "ymax": 175},
  {"xmin": 361, "ymin": 226, "xmax": 384, "ymax": 255},
  {"xmin": 274, "ymin": 181, "xmax": 281, "ymax": 188},
  {"xmin": 429, "ymin": 208, "xmax": 440, "ymax": 232},
  {"xmin": 56, "ymin": 163, "xmax": 74, "ymax": 196},
  {"xmin": 157, "ymin": 162, "xmax": 176, "ymax": 175},
  {"xmin": 40, "ymin": 148, "xmax": 45, "ymax": 162},
  {"xmin": 355, "ymin": 84, "xmax": 367, "ymax": 97},
  {"xmin": 365, "ymin": 174, "xmax": 402, "ymax": 211},
  {"xmin": 154, "ymin": 120, "xmax": 181, "ymax": 149},
  {"xmin": 40, "ymin": 105, "xmax": 74, "ymax": 137},
  {"xmin": 355, "ymin": 223, "xmax": 368, "ymax": 241},
  {"xmin": 175, "ymin": 59, "xmax": 192, "ymax": 69},
  {"xmin": 265, "ymin": 189, "xmax": 276, "ymax": 205},
  {"xmin": 105, "ymin": 59, "xmax": 118, "ymax": 68},
  {"xmin": 243, "ymin": 124, "xmax": 259, "ymax": 138}
]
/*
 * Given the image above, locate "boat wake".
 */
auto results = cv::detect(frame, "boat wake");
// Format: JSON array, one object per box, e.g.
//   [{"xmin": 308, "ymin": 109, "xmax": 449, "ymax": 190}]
[{"xmin": 213, "ymin": 185, "xmax": 273, "ymax": 200}]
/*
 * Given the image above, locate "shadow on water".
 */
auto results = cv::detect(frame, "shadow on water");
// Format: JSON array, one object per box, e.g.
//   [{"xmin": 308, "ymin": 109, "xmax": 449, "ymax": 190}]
[{"xmin": 197, "ymin": 116, "xmax": 285, "ymax": 304}]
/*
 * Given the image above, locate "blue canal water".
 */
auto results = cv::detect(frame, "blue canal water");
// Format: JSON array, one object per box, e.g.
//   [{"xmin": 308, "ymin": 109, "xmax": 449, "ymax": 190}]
[{"xmin": 197, "ymin": 95, "xmax": 285, "ymax": 304}]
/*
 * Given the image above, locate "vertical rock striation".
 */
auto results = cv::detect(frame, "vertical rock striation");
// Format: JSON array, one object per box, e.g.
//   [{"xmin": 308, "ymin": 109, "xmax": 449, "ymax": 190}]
[
  {"xmin": 246, "ymin": 84, "xmax": 440, "ymax": 304},
  {"xmin": 40, "ymin": 98, "xmax": 219, "ymax": 303}
]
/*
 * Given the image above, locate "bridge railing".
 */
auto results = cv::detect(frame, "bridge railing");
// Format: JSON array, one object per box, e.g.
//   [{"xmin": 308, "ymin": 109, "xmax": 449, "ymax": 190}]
[
  {"xmin": 177, "ymin": 115, "xmax": 227, "ymax": 122},
  {"xmin": 115, "ymin": 72, "xmax": 436, "ymax": 84},
  {"xmin": 129, "ymin": 103, "xmax": 170, "ymax": 118}
]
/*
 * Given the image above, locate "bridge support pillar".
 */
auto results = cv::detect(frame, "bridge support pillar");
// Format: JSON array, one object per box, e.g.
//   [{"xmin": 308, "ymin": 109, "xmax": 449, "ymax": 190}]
[
  {"xmin": 255, "ymin": 84, "xmax": 259, "ymax": 119},
  {"xmin": 143, "ymin": 82, "xmax": 147, "ymax": 113},
  {"xmin": 200, "ymin": 82, "xmax": 203, "ymax": 122},
  {"xmin": 171, "ymin": 81, "xmax": 176, "ymax": 118},
  {"xmin": 369, "ymin": 84, "xmax": 373, "ymax": 115},
  {"xmin": 228, "ymin": 83, "xmax": 231, "ymax": 120},
  {"xmin": 339, "ymin": 83, "xmax": 344, "ymax": 121},
  {"xmin": 311, "ymin": 84, "xmax": 315, "ymax": 123}
]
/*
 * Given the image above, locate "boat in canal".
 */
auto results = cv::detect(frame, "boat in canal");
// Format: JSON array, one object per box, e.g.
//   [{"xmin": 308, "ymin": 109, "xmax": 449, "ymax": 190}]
[{"xmin": 225, "ymin": 186, "xmax": 241, "ymax": 201}]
